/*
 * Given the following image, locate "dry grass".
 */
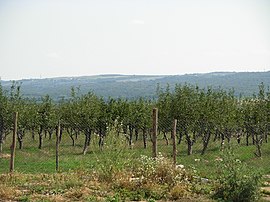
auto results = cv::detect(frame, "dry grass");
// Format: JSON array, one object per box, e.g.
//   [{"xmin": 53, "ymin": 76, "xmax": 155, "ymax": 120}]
[
  {"xmin": 0, "ymin": 153, "xmax": 11, "ymax": 159},
  {"xmin": 0, "ymin": 155, "xmax": 211, "ymax": 201},
  {"xmin": 0, "ymin": 186, "xmax": 21, "ymax": 200},
  {"xmin": 0, "ymin": 171, "xmax": 101, "ymax": 201}
]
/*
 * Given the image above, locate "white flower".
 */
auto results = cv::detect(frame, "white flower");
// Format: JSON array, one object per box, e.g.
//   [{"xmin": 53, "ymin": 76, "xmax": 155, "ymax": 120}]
[
  {"xmin": 176, "ymin": 164, "xmax": 185, "ymax": 169},
  {"xmin": 215, "ymin": 157, "xmax": 223, "ymax": 162},
  {"xmin": 235, "ymin": 159, "xmax": 241, "ymax": 163},
  {"xmin": 201, "ymin": 178, "xmax": 209, "ymax": 183}
]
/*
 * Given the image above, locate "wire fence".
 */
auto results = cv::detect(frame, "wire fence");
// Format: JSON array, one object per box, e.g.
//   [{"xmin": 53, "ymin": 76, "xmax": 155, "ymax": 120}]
[{"xmin": 0, "ymin": 108, "xmax": 268, "ymax": 174}]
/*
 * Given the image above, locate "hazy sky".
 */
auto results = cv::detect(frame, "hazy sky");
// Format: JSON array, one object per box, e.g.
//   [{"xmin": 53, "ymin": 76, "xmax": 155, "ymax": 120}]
[{"xmin": 0, "ymin": 0, "xmax": 270, "ymax": 80}]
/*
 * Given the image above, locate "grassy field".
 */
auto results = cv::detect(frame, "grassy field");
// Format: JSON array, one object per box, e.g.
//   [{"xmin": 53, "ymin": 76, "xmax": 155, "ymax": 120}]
[
  {"xmin": 0, "ymin": 130, "xmax": 270, "ymax": 201},
  {"xmin": 1, "ymin": 131, "xmax": 270, "ymax": 175}
]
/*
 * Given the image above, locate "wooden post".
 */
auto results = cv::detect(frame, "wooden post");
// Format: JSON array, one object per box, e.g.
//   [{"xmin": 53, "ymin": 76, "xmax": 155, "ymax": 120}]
[
  {"xmin": 10, "ymin": 112, "xmax": 18, "ymax": 172},
  {"xmin": 56, "ymin": 121, "xmax": 60, "ymax": 172},
  {"xmin": 152, "ymin": 108, "xmax": 158, "ymax": 158},
  {"xmin": 172, "ymin": 119, "xmax": 177, "ymax": 166}
]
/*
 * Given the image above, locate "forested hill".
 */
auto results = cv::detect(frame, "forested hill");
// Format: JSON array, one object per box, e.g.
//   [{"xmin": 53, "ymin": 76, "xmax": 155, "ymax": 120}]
[{"xmin": 1, "ymin": 71, "xmax": 270, "ymax": 100}]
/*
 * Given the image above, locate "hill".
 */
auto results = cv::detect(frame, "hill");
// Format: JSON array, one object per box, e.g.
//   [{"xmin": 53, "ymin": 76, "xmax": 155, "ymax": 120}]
[{"xmin": 1, "ymin": 71, "xmax": 270, "ymax": 100}]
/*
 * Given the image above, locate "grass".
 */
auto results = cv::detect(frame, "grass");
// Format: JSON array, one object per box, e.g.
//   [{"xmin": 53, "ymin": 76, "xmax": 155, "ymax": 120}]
[
  {"xmin": 0, "ymin": 130, "xmax": 269, "ymax": 201},
  {"xmin": 1, "ymin": 130, "xmax": 270, "ymax": 175}
]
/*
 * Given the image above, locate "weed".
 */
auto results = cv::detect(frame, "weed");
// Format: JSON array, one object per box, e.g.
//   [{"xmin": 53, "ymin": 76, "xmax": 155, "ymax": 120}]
[
  {"xmin": 169, "ymin": 184, "xmax": 190, "ymax": 200},
  {"xmin": 111, "ymin": 153, "xmax": 196, "ymax": 200},
  {"xmin": 87, "ymin": 195, "xmax": 99, "ymax": 201},
  {"xmin": 94, "ymin": 134, "xmax": 133, "ymax": 182},
  {"xmin": 17, "ymin": 195, "xmax": 30, "ymax": 202},
  {"xmin": 212, "ymin": 149, "xmax": 262, "ymax": 202},
  {"xmin": 105, "ymin": 193, "xmax": 121, "ymax": 202}
]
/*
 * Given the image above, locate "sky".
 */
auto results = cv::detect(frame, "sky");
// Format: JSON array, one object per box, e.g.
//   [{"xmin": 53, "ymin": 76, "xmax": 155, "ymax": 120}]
[{"xmin": 0, "ymin": 0, "xmax": 270, "ymax": 80}]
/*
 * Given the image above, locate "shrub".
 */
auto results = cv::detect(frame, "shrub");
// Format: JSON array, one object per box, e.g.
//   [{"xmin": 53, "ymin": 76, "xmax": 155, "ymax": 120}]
[
  {"xmin": 212, "ymin": 149, "xmax": 262, "ymax": 202},
  {"xmin": 132, "ymin": 153, "xmax": 193, "ymax": 186},
  {"xmin": 169, "ymin": 184, "xmax": 190, "ymax": 200},
  {"xmin": 111, "ymin": 153, "xmax": 196, "ymax": 200}
]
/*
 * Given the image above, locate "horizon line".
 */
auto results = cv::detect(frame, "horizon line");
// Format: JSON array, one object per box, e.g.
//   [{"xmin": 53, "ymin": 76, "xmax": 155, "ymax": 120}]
[{"xmin": 1, "ymin": 70, "xmax": 270, "ymax": 82}]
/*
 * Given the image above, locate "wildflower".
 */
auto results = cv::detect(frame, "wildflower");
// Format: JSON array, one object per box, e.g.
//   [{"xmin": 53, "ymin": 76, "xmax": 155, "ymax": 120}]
[
  {"xmin": 176, "ymin": 164, "xmax": 184, "ymax": 169},
  {"xmin": 215, "ymin": 157, "xmax": 223, "ymax": 161},
  {"xmin": 129, "ymin": 177, "xmax": 140, "ymax": 182},
  {"xmin": 235, "ymin": 159, "xmax": 241, "ymax": 163},
  {"xmin": 201, "ymin": 178, "xmax": 209, "ymax": 183}
]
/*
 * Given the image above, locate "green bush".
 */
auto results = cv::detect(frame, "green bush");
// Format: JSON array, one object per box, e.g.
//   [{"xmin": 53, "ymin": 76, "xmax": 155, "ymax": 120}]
[{"xmin": 212, "ymin": 149, "xmax": 262, "ymax": 202}]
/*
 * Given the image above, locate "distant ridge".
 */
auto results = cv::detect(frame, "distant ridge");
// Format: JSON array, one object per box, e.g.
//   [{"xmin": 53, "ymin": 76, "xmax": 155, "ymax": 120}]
[{"xmin": 1, "ymin": 71, "xmax": 270, "ymax": 100}]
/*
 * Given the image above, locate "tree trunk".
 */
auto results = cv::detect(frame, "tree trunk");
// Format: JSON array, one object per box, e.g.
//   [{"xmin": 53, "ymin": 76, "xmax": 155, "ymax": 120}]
[
  {"xmin": 246, "ymin": 131, "xmax": 249, "ymax": 146},
  {"xmin": 0, "ymin": 119, "xmax": 4, "ymax": 153},
  {"xmin": 10, "ymin": 112, "xmax": 18, "ymax": 173},
  {"xmin": 98, "ymin": 131, "xmax": 105, "ymax": 151},
  {"xmin": 128, "ymin": 125, "xmax": 133, "ymax": 147},
  {"xmin": 0, "ymin": 141, "xmax": 2, "ymax": 154},
  {"xmin": 135, "ymin": 128, "xmax": 139, "ymax": 141},
  {"xmin": 265, "ymin": 129, "xmax": 268, "ymax": 143},
  {"xmin": 17, "ymin": 129, "xmax": 24, "ymax": 150},
  {"xmin": 75, "ymin": 130, "xmax": 79, "ymax": 140},
  {"xmin": 82, "ymin": 129, "xmax": 91, "ymax": 155},
  {"xmin": 187, "ymin": 140, "xmax": 192, "ymax": 155},
  {"xmin": 83, "ymin": 135, "xmax": 89, "ymax": 155},
  {"xmin": 237, "ymin": 132, "xmax": 241, "ymax": 144},
  {"xmin": 149, "ymin": 128, "xmax": 152, "ymax": 142},
  {"xmin": 0, "ymin": 138, "xmax": 3, "ymax": 154},
  {"xmin": 220, "ymin": 131, "xmax": 225, "ymax": 151},
  {"xmin": 59, "ymin": 128, "xmax": 63, "ymax": 143},
  {"xmin": 255, "ymin": 137, "xmax": 262, "ymax": 157},
  {"xmin": 87, "ymin": 133, "xmax": 91, "ymax": 147},
  {"xmin": 163, "ymin": 132, "xmax": 169, "ymax": 145},
  {"xmin": 213, "ymin": 129, "xmax": 219, "ymax": 142},
  {"xmin": 67, "ymin": 128, "xmax": 75, "ymax": 146},
  {"xmin": 31, "ymin": 128, "xmax": 35, "ymax": 141},
  {"xmin": 38, "ymin": 127, "xmax": 43, "ymax": 149},
  {"xmin": 70, "ymin": 134, "xmax": 75, "ymax": 146},
  {"xmin": 185, "ymin": 130, "xmax": 193, "ymax": 155},
  {"xmin": 225, "ymin": 129, "xmax": 231, "ymax": 145},
  {"xmin": 201, "ymin": 130, "xmax": 211, "ymax": 155},
  {"xmin": 252, "ymin": 132, "xmax": 255, "ymax": 145},
  {"xmin": 143, "ymin": 129, "xmax": 147, "ymax": 149},
  {"xmin": 48, "ymin": 129, "xmax": 53, "ymax": 140},
  {"xmin": 123, "ymin": 125, "xmax": 128, "ymax": 134},
  {"xmin": 178, "ymin": 131, "xmax": 183, "ymax": 145},
  {"xmin": 0, "ymin": 129, "xmax": 3, "ymax": 154}
]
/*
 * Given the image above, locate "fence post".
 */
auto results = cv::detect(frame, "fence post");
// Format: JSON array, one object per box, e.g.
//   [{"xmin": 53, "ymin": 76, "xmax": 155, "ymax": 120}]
[
  {"xmin": 10, "ymin": 112, "xmax": 18, "ymax": 172},
  {"xmin": 172, "ymin": 119, "xmax": 177, "ymax": 166},
  {"xmin": 56, "ymin": 121, "xmax": 60, "ymax": 172},
  {"xmin": 152, "ymin": 108, "xmax": 158, "ymax": 158}
]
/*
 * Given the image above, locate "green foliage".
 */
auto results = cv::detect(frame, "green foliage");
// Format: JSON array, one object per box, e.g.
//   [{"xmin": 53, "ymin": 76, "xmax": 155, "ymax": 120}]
[
  {"xmin": 105, "ymin": 194, "xmax": 121, "ymax": 202},
  {"xmin": 94, "ymin": 134, "xmax": 132, "ymax": 182},
  {"xmin": 212, "ymin": 149, "xmax": 262, "ymax": 202},
  {"xmin": 17, "ymin": 196, "xmax": 30, "ymax": 202}
]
